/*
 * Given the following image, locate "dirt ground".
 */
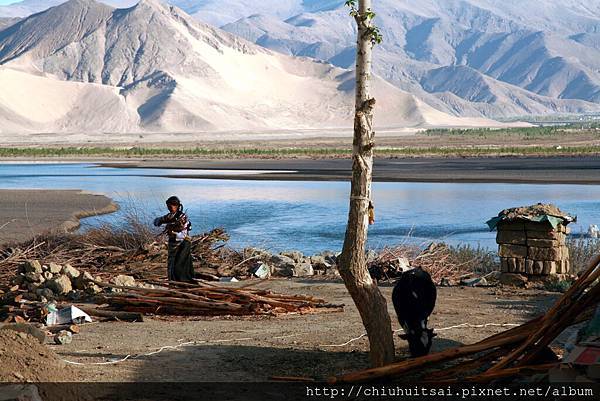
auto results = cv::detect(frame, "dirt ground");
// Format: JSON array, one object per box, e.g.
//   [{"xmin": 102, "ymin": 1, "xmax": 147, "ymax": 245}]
[{"xmin": 48, "ymin": 278, "xmax": 560, "ymax": 382}]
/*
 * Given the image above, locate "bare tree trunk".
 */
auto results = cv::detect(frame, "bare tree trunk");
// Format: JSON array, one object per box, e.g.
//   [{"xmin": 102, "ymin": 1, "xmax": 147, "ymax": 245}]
[{"xmin": 338, "ymin": 0, "xmax": 395, "ymax": 367}]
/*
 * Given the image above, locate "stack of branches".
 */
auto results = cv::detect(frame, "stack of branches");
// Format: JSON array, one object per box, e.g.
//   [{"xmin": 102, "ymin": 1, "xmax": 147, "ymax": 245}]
[
  {"xmin": 329, "ymin": 254, "xmax": 600, "ymax": 384},
  {"xmin": 89, "ymin": 278, "xmax": 343, "ymax": 317},
  {"xmin": 0, "ymin": 226, "xmax": 251, "ymax": 288},
  {"xmin": 369, "ymin": 243, "xmax": 487, "ymax": 284}
]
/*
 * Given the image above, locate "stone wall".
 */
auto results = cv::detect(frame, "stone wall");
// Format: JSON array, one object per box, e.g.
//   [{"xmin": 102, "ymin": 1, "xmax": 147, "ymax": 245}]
[{"xmin": 497, "ymin": 221, "xmax": 570, "ymax": 275}]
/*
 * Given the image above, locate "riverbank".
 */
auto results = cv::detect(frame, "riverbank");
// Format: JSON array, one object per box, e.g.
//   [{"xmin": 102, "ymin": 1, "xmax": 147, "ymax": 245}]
[
  {"xmin": 102, "ymin": 156, "xmax": 600, "ymax": 184},
  {"xmin": 0, "ymin": 190, "xmax": 118, "ymax": 244}
]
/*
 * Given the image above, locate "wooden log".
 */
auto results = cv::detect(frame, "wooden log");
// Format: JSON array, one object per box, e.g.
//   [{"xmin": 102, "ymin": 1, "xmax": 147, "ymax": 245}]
[
  {"xmin": 440, "ymin": 363, "xmax": 559, "ymax": 384},
  {"xmin": 488, "ymin": 254, "xmax": 600, "ymax": 372},
  {"xmin": 329, "ymin": 316, "xmax": 545, "ymax": 384},
  {"xmin": 76, "ymin": 306, "xmax": 144, "ymax": 322}
]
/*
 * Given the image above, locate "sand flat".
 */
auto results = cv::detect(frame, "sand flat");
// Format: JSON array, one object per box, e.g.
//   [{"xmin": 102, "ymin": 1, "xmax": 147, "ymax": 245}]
[{"xmin": 0, "ymin": 189, "xmax": 117, "ymax": 244}]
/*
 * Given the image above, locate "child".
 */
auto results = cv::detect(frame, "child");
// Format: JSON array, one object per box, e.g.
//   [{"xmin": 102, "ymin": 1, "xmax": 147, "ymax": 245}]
[{"xmin": 153, "ymin": 196, "xmax": 194, "ymax": 282}]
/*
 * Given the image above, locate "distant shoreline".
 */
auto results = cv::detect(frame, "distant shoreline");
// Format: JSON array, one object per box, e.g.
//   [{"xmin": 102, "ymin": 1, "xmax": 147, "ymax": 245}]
[
  {"xmin": 0, "ymin": 190, "xmax": 118, "ymax": 245},
  {"xmin": 99, "ymin": 156, "xmax": 600, "ymax": 185}
]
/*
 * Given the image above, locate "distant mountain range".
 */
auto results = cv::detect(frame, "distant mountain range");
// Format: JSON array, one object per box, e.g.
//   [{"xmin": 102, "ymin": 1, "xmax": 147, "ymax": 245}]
[
  {"xmin": 1, "ymin": 0, "xmax": 599, "ymax": 136},
  {"xmin": 0, "ymin": 0, "xmax": 495, "ymax": 134}
]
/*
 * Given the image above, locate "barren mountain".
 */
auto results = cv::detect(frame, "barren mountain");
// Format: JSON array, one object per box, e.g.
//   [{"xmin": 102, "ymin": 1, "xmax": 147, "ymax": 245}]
[
  {"xmin": 220, "ymin": 0, "xmax": 600, "ymax": 118},
  {"xmin": 3, "ymin": 0, "xmax": 599, "ymax": 119},
  {"xmin": 0, "ymin": 17, "xmax": 19, "ymax": 30},
  {"xmin": 0, "ymin": 0, "xmax": 492, "ymax": 135}
]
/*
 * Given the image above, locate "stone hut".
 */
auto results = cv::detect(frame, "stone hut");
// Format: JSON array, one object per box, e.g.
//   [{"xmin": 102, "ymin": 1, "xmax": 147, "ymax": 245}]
[{"xmin": 486, "ymin": 203, "xmax": 576, "ymax": 276}]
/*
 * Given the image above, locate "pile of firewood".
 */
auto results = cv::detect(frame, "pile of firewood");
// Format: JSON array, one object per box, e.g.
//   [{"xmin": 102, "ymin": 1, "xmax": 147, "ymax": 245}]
[
  {"xmin": 329, "ymin": 254, "xmax": 600, "ymax": 384},
  {"xmin": 0, "ymin": 228, "xmax": 256, "ymax": 288},
  {"xmin": 89, "ymin": 279, "xmax": 342, "ymax": 317},
  {"xmin": 368, "ymin": 243, "xmax": 484, "ymax": 284}
]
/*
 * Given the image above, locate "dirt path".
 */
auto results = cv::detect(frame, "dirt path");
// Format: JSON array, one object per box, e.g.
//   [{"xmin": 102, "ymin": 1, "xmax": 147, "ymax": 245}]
[{"xmin": 50, "ymin": 279, "xmax": 558, "ymax": 382}]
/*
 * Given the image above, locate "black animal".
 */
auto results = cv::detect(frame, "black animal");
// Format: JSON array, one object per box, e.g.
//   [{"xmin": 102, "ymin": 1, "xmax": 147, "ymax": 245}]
[{"xmin": 391, "ymin": 267, "xmax": 437, "ymax": 357}]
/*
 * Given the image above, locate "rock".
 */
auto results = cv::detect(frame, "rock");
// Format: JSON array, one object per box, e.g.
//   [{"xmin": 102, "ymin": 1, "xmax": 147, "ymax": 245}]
[
  {"xmin": 35, "ymin": 288, "xmax": 55, "ymax": 301},
  {"xmin": 499, "ymin": 273, "xmax": 528, "ymax": 287},
  {"xmin": 73, "ymin": 271, "xmax": 94, "ymax": 290},
  {"xmin": 310, "ymin": 255, "xmax": 330, "ymax": 269},
  {"xmin": 461, "ymin": 277, "xmax": 489, "ymax": 287},
  {"xmin": 293, "ymin": 262, "xmax": 314, "ymax": 277},
  {"xmin": 113, "ymin": 275, "xmax": 135, "ymax": 288},
  {"xmin": 0, "ymin": 323, "xmax": 46, "ymax": 344},
  {"xmin": 48, "ymin": 262, "xmax": 62, "ymax": 274},
  {"xmin": 269, "ymin": 254, "xmax": 295, "ymax": 277},
  {"xmin": 85, "ymin": 284, "xmax": 103, "ymax": 295},
  {"xmin": 42, "ymin": 271, "xmax": 54, "ymax": 281},
  {"xmin": 498, "ymin": 244, "xmax": 528, "ymax": 258},
  {"xmin": 61, "ymin": 264, "xmax": 80, "ymax": 279},
  {"xmin": 53, "ymin": 330, "xmax": 72, "ymax": 345},
  {"xmin": 45, "ymin": 275, "xmax": 72, "ymax": 295},
  {"xmin": 24, "ymin": 272, "xmax": 44, "ymax": 283},
  {"xmin": 244, "ymin": 247, "xmax": 272, "ymax": 259},
  {"xmin": 23, "ymin": 260, "xmax": 42, "ymax": 274},
  {"xmin": 281, "ymin": 251, "xmax": 303, "ymax": 263}
]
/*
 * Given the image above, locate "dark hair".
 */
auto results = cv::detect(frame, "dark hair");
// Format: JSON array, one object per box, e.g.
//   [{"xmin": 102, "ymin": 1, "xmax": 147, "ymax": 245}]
[
  {"xmin": 166, "ymin": 196, "xmax": 181, "ymax": 206},
  {"xmin": 166, "ymin": 196, "xmax": 183, "ymax": 213}
]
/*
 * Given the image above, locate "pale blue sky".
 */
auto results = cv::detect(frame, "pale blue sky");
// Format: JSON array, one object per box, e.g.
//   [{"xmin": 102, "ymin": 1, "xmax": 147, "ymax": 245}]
[{"xmin": 0, "ymin": 0, "xmax": 20, "ymax": 5}]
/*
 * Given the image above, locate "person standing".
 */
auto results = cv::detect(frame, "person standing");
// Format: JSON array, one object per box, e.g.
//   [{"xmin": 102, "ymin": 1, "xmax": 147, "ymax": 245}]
[{"xmin": 153, "ymin": 196, "xmax": 194, "ymax": 282}]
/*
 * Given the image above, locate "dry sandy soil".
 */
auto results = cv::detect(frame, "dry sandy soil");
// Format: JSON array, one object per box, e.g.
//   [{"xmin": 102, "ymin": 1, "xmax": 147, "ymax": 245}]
[
  {"xmin": 49, "ymin": 278, "xmax": 559, "ymax": 382},
  {"xmin": 0, "ymin": 190, "xmax": 117, "ymax": 244}
]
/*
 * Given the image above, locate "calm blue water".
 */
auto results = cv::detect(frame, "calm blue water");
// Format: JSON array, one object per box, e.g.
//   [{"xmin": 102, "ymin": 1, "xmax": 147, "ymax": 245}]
[{"xmin": 1, "ymin": 163, "xmax": 599, "ymax": 254}]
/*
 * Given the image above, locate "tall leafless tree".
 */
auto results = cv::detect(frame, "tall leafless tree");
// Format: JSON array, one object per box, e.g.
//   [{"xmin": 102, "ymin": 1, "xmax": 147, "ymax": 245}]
[{"xmin": 337, "ymin": 0, "xmax": 395, "ymax": 367}]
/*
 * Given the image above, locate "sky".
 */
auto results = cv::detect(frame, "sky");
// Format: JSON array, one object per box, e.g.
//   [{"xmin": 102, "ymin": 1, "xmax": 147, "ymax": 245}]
[{"xmin": 0, "ymin": 0, "xmax": 19, "ymax": 5}]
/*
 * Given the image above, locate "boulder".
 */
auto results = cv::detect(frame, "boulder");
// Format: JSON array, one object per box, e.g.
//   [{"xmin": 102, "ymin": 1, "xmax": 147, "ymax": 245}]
[
  {"xmin": 73, "ymin": 271, "xmax": 94, "ymax": 290},
  {"xmin": 35, "ymin": 288, "xmax": 55, "ymax": 301},
  {"xmin": 499, "ymin": 273, "xmax": 528, "ymax": 287},
  {"xmin": 310, "ymin": 255, "xmax": 330, "ymax": 269},
  {"xmin": 293, "ymin": 262, "xmax": 314, "ymax": 277},
  {"xmin": 112, "ymin": 275, "xmax": 135, "ymax": 288},
  {"xmin": 23, "ymin": 260, "xmax": 42, "ymax": 274},
  {"xmin": 85, "ymin": 284, "xmax": 103, "ymax": 295},
  {"xmin": 61, "ymin": 264, "xmax": 80, "ymax": 279},
  {"xmin": 45, "ymin": 275, "xmax": 72, "ymax": 295},
  {"xmin": 54, "ymin": 330, "xmax": 73, "ymax": 345},
  {"xmin": 281, "ymin": 251, "xmax": 303, "ymax": 263},
  {"xmin": 269, "ymin": 254, "xmax": 295, "ymax": 277},
  {"xmin": 24, "ymin": 272, "xmax": 44, "ymax": 284},
  {"xmin": 48, "ymin": 263, "xmax": 62, "ymax": 274},
  {"xmin": 244, "ymin": 247, "xmax": 272, "ymax": 259}
]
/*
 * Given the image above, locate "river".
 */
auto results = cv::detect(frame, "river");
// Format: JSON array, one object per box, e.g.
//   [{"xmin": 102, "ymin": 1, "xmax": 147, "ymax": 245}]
[{"xmin": 0, "ymin": 162, "xmax": 598, "ymax": 254}]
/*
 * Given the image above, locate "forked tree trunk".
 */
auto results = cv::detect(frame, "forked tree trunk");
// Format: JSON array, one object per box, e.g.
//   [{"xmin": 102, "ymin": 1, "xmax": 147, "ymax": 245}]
[{"xmin": 337, "ymin": 0, "xmax": 395, "ymax": 367}]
